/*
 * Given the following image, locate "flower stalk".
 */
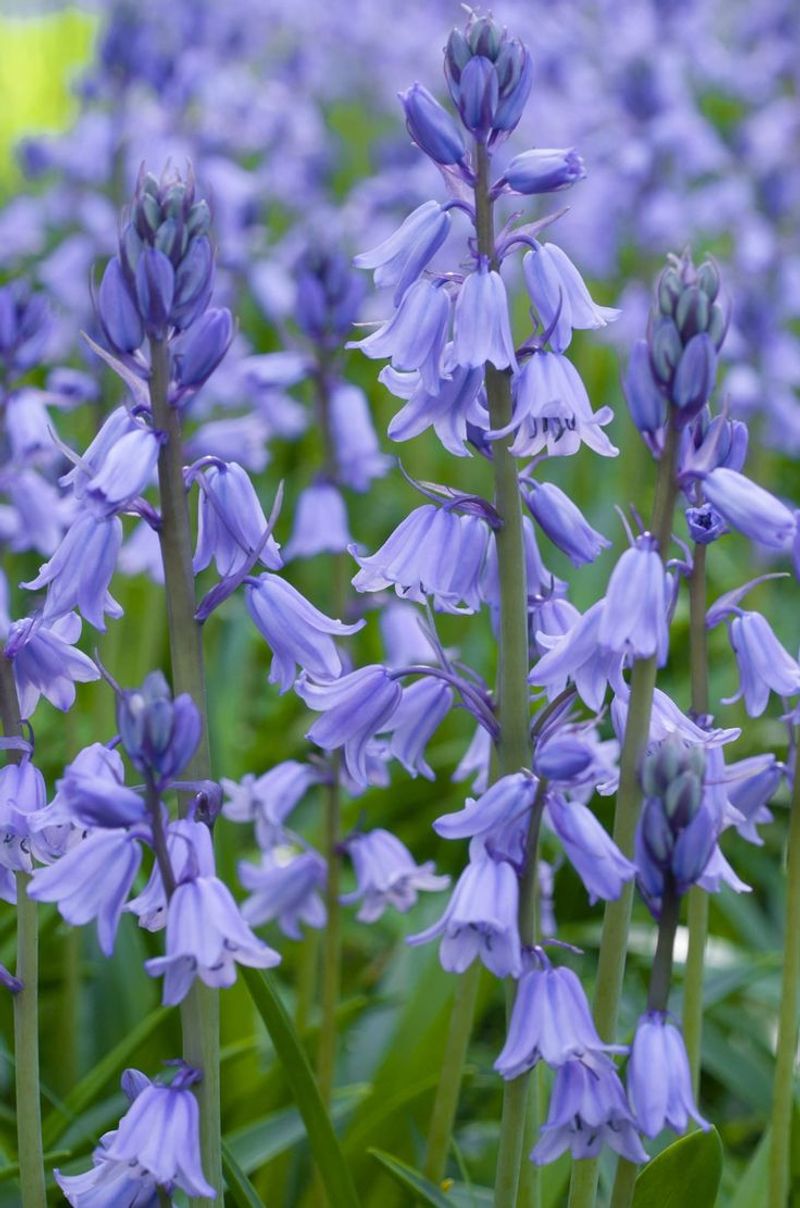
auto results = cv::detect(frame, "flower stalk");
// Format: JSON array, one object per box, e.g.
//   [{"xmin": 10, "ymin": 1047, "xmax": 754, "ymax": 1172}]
[
  {"xmin": 149, "ymin": 336, "xmax": 220, "ymax": 1206},
  {"xmin": 0, "ymin": 657, "xmax": 46, "ymax": 1207}
]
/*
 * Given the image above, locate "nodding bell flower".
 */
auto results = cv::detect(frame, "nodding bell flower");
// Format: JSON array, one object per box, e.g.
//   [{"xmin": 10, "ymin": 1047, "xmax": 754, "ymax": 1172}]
[
  {"xmin": 193, "ymin": 460, "xmax": 282, "ymax": 578},
  {"xmin": 523, "ymin": 480, "xmax": 611, "ymax": 567},
  {"xmin": 700, "ymin": 467, "xmax": 796, "ymax": 551},
  {"xmin": 22, "ymin": 513, "xmax": 123, "ymax": 631},
  {"xmin": 399, "ymin": 83, "xmax": 466, "ymax": 167},
  {"xmin": 222, "ymin": 760, "xmax": 322, "ymax": 849},
  {"xmin": 380, "ymin": 677, "xmax": 454, "ymax": 779},
  {"xmin": 347, "ymin": 277, "xmax": 450, "ymax": 396},
  {"xmin": 296, "ymin": 665, "xmax": 403, "ymax": 789},
  {"xmin": 597, "ymin": 534, "xmax": 669, "ymax": 664},
  {"xmin": 407, "ymin": 850, "xmax": 523, "ymax": 978},
  {"xmin": 5, "ymin": 612, "xmax": 98, "ymax": 720},
  {"xmin": 353, "ymin": 201, "xmax": 451, "ymax": 305},
  {"xmin": 239, "ymin": 844, "xmax": 327, "ymax": 939},
  {"xmin": 545, "ymin": 793, "xmax": 635, "ymax": 903},
  {"xmin": 723, "ymin": 611, "xmax": 800, "ymax": 717},
  {"xmin": 341, "ymin": 828, "xmax": 449, "ymax": 922},
  {"xmin": 627, "ymin": 1013, "xmax": 709, "ymax": 1137},
  {"xmin": 284, "ymin": 482, "xmax": 352, "ymax": 561},
  {"xmin": 452, "ymin": 261, "xmax": 518, "ymax": 373},
  {"xmin": 522, "ymin": 243, "xmax": 619, "ymax": 353},
  {"xmin": 383, "ymin": 361, "xmax": 486, "ymax": 458},
  {"xmin": 531, "ymin": 600, "xmax": 623, "ymax": 713},
  {"xmin": 508, "ymin": 352, "xmax": 618, "ymax": 459},
  {"xmin": 531, "ymin": 1052, "xmax": 647, "ymax": 1165}
]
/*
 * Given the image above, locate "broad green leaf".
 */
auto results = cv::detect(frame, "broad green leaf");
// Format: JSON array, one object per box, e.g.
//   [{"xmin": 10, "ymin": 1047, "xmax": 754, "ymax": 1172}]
[
  {"xmin": 42, "ymin": 1006, "xmax": 168, "ymax": 1148},
  {"xmin": 222, "ymin": 1140, "xmax": 264, "ymax": 1208},
  {"xmin": 240, "ymin": 967, "xmax": 360, "ymax": 1208},
  {"xmin": 368, "ymin": 1149, "xmax": 454, "ymax": 1207},
  {"xmin": 633, "ymin": 1128, "xmax": 723, "ymax": 1208}
]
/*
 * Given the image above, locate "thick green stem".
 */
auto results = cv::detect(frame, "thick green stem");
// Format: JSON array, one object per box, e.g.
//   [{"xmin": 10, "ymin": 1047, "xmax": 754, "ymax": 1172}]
[
  {"xmin": 423, "ymin": 963, "xmax": 482, "ymax": 1184},
  {"xmin": 149, "ymin": 338, "xmax": 220, "ymax": 1205},
  {"xmin": 768, "ymin": 741, "xmax": 800, "ymax": 1207},
  {"xmin": 683, "ymin": 543, "xmax": 710, "ymax": 1098},
  {"xmin": 472, "ymin": 143, "xmax": 536, "ymax": 1208},
  {"xmin": 0, "ymin": 659, "xmax": 45, "ymax": 1206},
  {"xmin": 568, "ymin": 422, "xmax": 681, "ymax": 1208}
]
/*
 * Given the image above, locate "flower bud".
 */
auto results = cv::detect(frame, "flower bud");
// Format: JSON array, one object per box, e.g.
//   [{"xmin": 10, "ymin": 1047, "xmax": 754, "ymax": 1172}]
[
  {"xmin": 624, "ymin": 339, "xmax": 666, "ymax": 434},
  {"xmin": 457, "ymin": 55, "xmax": 499, "ymax": 141},
  {"xmin": 649, "ymin": 316, "xmax": 682, "ymax": 385},
  {"xmin": 135, "ymin": 248, "xmax": 175, "ymax": 337},
  {"xmin": 675, "ymin": 285, "xmax": 710, "ymax": 342},
  {"xmin": 173, "ymin": 307, "xmax": 234, "ymax": 392},
  {"xmin": 117, "ymin": 671, "xmax": 201, "ymax": 784},
  {"xmin": 663, "ymin": 770, "xmax": 703, "ymax": 829},
  {"xmin": 399, "ymin": 83, "xmax": 466, "ymax": 166},
  {"xmin": 672, "ymin": 332, "xmax": 716, "ymax": 422},
  {"xmin": 98, "ymin": 257, "xmax": 143, "ymax": 353},
  {"xmin": 503, "ymin": 148, "xmax": 585, "ymax": 195}
]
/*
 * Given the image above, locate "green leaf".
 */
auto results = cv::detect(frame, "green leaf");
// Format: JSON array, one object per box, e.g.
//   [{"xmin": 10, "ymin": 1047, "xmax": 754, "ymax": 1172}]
[
  {"xmin": 728, "ymin": 1128, "xmax": 769, "ymax": 1208},
  {"xmin": 42, "ymin": 1006, "xmax": 169, "ymax": 1148},
  {"xmin": 222, "ymin": 1140, "xmax": 264, "ymax": 1208},
  {"xmin": 240, "ymin": 967, "xmax": 360, "ymax": 1208},
  {"xmin": 369, "ymin": 1149, "xmax": 454, "ymax": 1207},
  {"xmin": 227, "ymin": 1085, "xmax": 368, "ymax": 1174},
  {"xmin": 633, "ymin": 1128, "xmax": 723, "ymax": 1208}
]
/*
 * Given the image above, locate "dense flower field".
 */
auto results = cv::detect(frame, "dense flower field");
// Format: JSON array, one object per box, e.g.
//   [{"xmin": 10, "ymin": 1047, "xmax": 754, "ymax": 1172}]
[{"xmin": 0, "ymin": 1, "xmax": 798, "ymax": 1205}]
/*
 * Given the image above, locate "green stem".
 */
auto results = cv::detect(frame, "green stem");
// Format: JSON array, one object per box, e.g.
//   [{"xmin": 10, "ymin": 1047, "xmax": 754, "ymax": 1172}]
[
  {"xmin": 148, "ymin": 337, "xmax": 220, "ymax": 1205},
  {"xmin": 768, "ymin": 739, "xmax": 800, "ymax": 1207},
  {"xmin": 0, "ymin": 659, "xmax": 45, "ymax": 1206},
  {"xmin": 472, "ymin": 142, "xmax": 536, "ymax": 1208},
  {"xmin": 568, "ymin": 422, "xmax": 681, "ymax": 1208},
  {"xmin": 317, "ymin": 764, "xmax": 342, "ymax": 1106},
  {"xmin": 683, "ymin": 543, "xmax": 710, "ymax": 1098},
  {"xmin": 611, "ymin": 887, "xmax": 680, "ymax": 1208},
  {"xmin": 423, "ymin": 963, "xmax": 482, "ymax": 1184}
]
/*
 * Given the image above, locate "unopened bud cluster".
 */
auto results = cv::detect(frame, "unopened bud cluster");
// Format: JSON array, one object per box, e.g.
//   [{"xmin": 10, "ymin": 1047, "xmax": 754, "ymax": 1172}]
[
  {"xmin": 444, "ymin": 13, "xmax": 533, "ymax": 143},
  {"xmin": 117, "ymin": 670, "xmax": 200, "ymax": 787}
]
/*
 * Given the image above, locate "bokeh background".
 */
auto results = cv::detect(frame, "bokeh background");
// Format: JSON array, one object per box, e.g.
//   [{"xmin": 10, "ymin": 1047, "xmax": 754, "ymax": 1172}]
[{"xmin": 0, "ymin": 1, "xmax": 798, "ymax": 1203}]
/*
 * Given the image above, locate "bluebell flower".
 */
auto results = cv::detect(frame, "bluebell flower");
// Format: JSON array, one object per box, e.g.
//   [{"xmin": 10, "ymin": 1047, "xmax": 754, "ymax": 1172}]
[
  {"xmin": 172, "ymin": 307, "xmax": 234, "ymax": 394},
  {"xmin": 341, "ymin": 828, "xmax": 449, "ymax": 922},
  {"xmin": 134, "ymin": 247, "xmax": 175, "ymax": 339},
  {"xmin": 97, "ymin": 255, "xmax": 144, "ymax": 353},
  {"xmin": 627, "ymin": 1014, "xmax": 709, "ymax": 1137},
  {"xmin": 0, "ymin": 283, "xmax": 52, "ymax": 376},
  {"xmin": 83, "ymin": 424, "xmax": 162, "ymax": 517},
  {"xmin": 508, "ymin": 352, "xmax": 618, "ymax": 458},
  {"xmin": 452, "ymin": 262, "xmax": 517, "ymax": 373},
  {"xmin": 524, "ymin": 480, "xmax": 611, "ymax": 567},
  {"xmin": 453, "ymin": 724, "xmax": 492, "ymax": 795},
  {"xmin": 383, "ymin": 362, "xmax": 485, "ymax": 458},
  {"xmin": 685, "ymin": 503, "xmax": 726, "ymax": 545},
  {"xmin": 482, "ymin": 516, "xmax": 566, "ymax": 611},
  {"xmin": 623, "ymin": 339, "xmax": 667, "ymax": 435},
  {"xmin": 348, "ymin": 277, "xmax": 450, "ymax": 395},
  {"xmin": 399, "ymin": 83, "xmax": 466, "ymax": 166},
  {"xmin": 379, "ymin": 600, "xmax": 441, "ymax": 670},
  {"xmin": 127, "ymin": 819, "xmax": 215, "ymax": 932},
  {"xmin": 672, "ymin": 332, "xmax": 717, "ymax": 422},
  {"xmin": 545, "ymin": 793, "xmax": 635, "ymax": 903},
  {"xmin": 501, "ymin": 148, "xmax": 586, "ymax": 195},
  {"xmin": 145, "ymin": 872, "xmax": 280, "ymax": 1004},
  {"xmin": 725, "ymin": 754, "xmax": 781, "ymax": 844},
  {"xmin": 28, "ymin": 828, "xmax": 143, "ymax": 955},
  {"xmin": 0, "ymin": 758, "xmax": 47, "ymax": 873},
  {"xmin": 445, "ymin": 14, "xmax": 532, "ymax": 136},
  {"xmin": 495, "ymin": 959, "xmax": 626, "ymax": 1078},
  {"xmin": 244, "ymin": 573, "xmax": 364, "ymax": 693},
  {"xmin": 239, "ymin": 845, "xmax": 327, "ymax": 939},
  {"xmin": 434, "ymin": 772, "xmax": 537, "ymax": 842},
  {"xmin": 532, "ymin": 1053, "xmax": 647, "ymax": 1165},
  {"xmin": 328, "ymin": 382, "xmax": 392, "ymax": 491},
  {"xmin": 50, "ymin": 741, "xmax": 145, "ymax": 830},
  {"xmin": 531, "ymin": 601, "xmax": 623, "ymax": 713},
  {"xmin": 724, "ymin": 611, "xmax": 800, "ymax": 717},
  {"xmin": 296, "ymin": 665, "xmax": 403, "ymax": 788},
  {"xmin": 701, "ymin": 467, "xmax": 796, "ymax": 550},
  {"xmin": 22, "ymin": 513, "xmax": 123, "ymax": 631},
  {"xmin": 5, "ymin": 612, "xmax": 98, "ymax": 719},
  {"xmin": 222, "ymin": 760, "xmax": 322, "ymax": 849},
  {"xmin": 534, "ymin": 728, "xmax": 616, "ymax": 790},
  {"xmin": 194, "ymin": 460, "xmax": 282, "ymax": 577},
  {"xmin": 522, "ymin": 243, "xmax": 619, "ymax": 353},
  {"xmin": 407, "ymin": 852, "xmax": 522, "ymax": 978},
  {"xmin": 117, "ymin": 672, "xmax": 202, "ymax": 786},
  {"xmin": 284, "ymin": 482, "xmax": 352, "ymax": 561},
  {"xmin": 448, "ymin": 54, "xmax": 498, "ymax": 141},
  {"xmin": 381, "ymin": 678, "xmax": 453, "ymax": 779},
  {"xmin": 352, "ymin": 504, "xmax": 490, "ymax": 615},
  {"xmin": 598, "ymin": 535, "xmax": 669, "ymax": 664},
  {"xmin": 56, "ymin": 1064, "xmax": 215, "ymax": 1202},
  {"xmin": 353, "ymin": 201, "xmax": 451, "ymax": 304}
]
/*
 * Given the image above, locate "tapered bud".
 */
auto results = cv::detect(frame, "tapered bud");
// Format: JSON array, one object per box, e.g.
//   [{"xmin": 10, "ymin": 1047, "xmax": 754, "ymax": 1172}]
[
  {"xmin": 97, "ymin": 256, "xmax": 143, "ymax": 353},
  {"xmin": 672, "ymin": 332, "xmax": 716, "ymax": 422},
  {"xmin": 649, "ymin": 316, "xmax": 682, "ymax": 384},
  {"xmin": 399, "ymin": 84, "xmax": 466, "ymax": 166},
  {"xmin": 624, "ymin": 339, "xmax": 666, "ymax": 434}
]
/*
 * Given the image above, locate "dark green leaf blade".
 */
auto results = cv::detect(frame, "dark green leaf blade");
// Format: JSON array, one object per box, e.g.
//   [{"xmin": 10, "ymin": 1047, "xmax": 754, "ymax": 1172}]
[
  {"xmin": 222, "ymin": 1139, "xmax": 264, "ymax": 1208},
  {"xmin": 369, "ymin": 1148, "xmax": 454, "ymax": 1207},
  {"xmin": 633, "ymin": 1128, "xmax": 723, "ymax": 1208}
]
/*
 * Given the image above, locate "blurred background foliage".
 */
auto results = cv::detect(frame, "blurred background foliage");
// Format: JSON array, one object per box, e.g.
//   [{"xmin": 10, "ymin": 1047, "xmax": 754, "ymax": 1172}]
[{"xmin": 0, "ymin": 4, "xmax": 797, "ymax": 1206}]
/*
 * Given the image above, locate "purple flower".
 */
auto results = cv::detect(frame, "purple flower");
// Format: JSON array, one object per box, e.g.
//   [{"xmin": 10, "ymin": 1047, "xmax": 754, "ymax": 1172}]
[
  {"xmin": 701, "ymin": 468, "xmax": 796, "ymax": 550},
  {"xmin": 28, "ymin": 828, "xmax": 143, "ymax": 955},
  {"xmin": 399, "ymin": 83, "xmax": 466, "ymax": 166},
  {"xmin": 57, "ymin": 1064, "xmax": 215, "ymax": 1201},
  {"xmin": 624, "ymin": 339, "xmax": 667, "ymax": 435},
  {"xmin": 545, "ymin": 793, "xmax": 635, "ymax": 903},
  {"xmin": 353, "ymin": 200, "xmax": 451, "ymax": 304},
  {"xmin": 351, "ymin": 504, "xmax": 490, "ymax": 614},
  {"xmin": 724, "ymin": 611, "xmax": 800, "ymax": 717},
  {"xmin": 145, "ymin": 874, "xmax": 280, "ymax": 1004},
  {"xmin": 244, "ymin": 573, "xmax": 364, "ymax": 693},
  {"xmin": 532, "ymin": 1053, "xmax": 647, "ymax": 1165},
  {"xmin": 380, "ymin": 677, "xmax": 453, "ymax": 779},
  {"xmin": 0, "ymin": 757, "xmax": 47, "ymax": 872},
  {"xmin": 495, "ymin": 960, "xmax": 625, "ymax": 1078},
  {"xmin": 348, "ymin": 278, "xmax": 450, "ymax": 395},
  {"xmin": 239, "ymin": 846, "xmax": 327, "ymax": 939},
  {"xmin": 328, "ymin": 382, "xmax": 391, "ymax": 492},
  {"xmin": 453, "ymin": 262, "xmax": 517, "ymax": 373},
  {"xmin": 672, "ymin": 333, "xmax": 717, "ymax": 422},
  {"xmin": 83, "ymin": 423, "xmax": 162, "ymax": 517},
  {"xmin": 49, "ymin": 741, "xmax": 144, "ymax": 830},
  {"xmin": 341, "ymin": 827, "xmax": 449, "ymax": 922},
  {"xmin": 627, "ymin": 1014, "xmax": 709, "ymax": 1137},
  {"xmin": 434, "ymin": 772, "xmax": 537, "ymax": 842},
  {"xmin": 97, "ymin": 255, "xmax": 144, "ymax": 353},
  {"xmin": 725, "ymin": 754, "xmax": 781, "ymax": 844},
  {"xmin": 172, "ymin": 307, "xmax": 234, "ymax": 393},
  {"xmin": 296, "ymin": 665, "xmax": 403, "ymax": 788},
  {"xmin": 508, "ymin": 352, "xmax": 618, "ymax": 458},
  {"xmin": 524, "ymin": 480, "xmax": 611, "ymax": 567},
  {"xmin": 598, "ymin": 535, "xmax": 669, "ymax": 663},
  {"xmin": 502, "ymin": 148, "xmax": 586, "ymax": 195},
  {"xmin": 222, "ymin": 760, "xmax": 322, "ymax": 849},
  {"xmin": 116, "ymin": 672, "xmax": 202, "ymax": 785},
  {"xmin": 685, "ymin": 503, "xmax": 726, "ymax": 545},
  {"xmin": 531, "ymin": 601, "xmax": 623, "ymax": 713},
  {"xmin": 284, "ymin": 482, "xmax": 351, "ymax": 561},
  {"xmin": 522, "ymin": 244, "xmax": 619, "ymax": 353},
  {"xmin": 407, "ymin": 853, "xmax": 522, "ymax": 978},
  {"xmin": 5, "ymin": 612, "xmax": 98, "ymax": 719},
  {"xmin": 194, "ymin": 460, "xmax": 282, "ymax": 577},
  {"xmin": 22, "ymin": 513, "xmax": 123, "ymax": 631},
  {"xmin": 383, "ymin": 360, "xmax": 486, "ymax": 457},
  {"xmin": 127, "ymin": 820, "xmax": 215, "ymax": 932}
]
